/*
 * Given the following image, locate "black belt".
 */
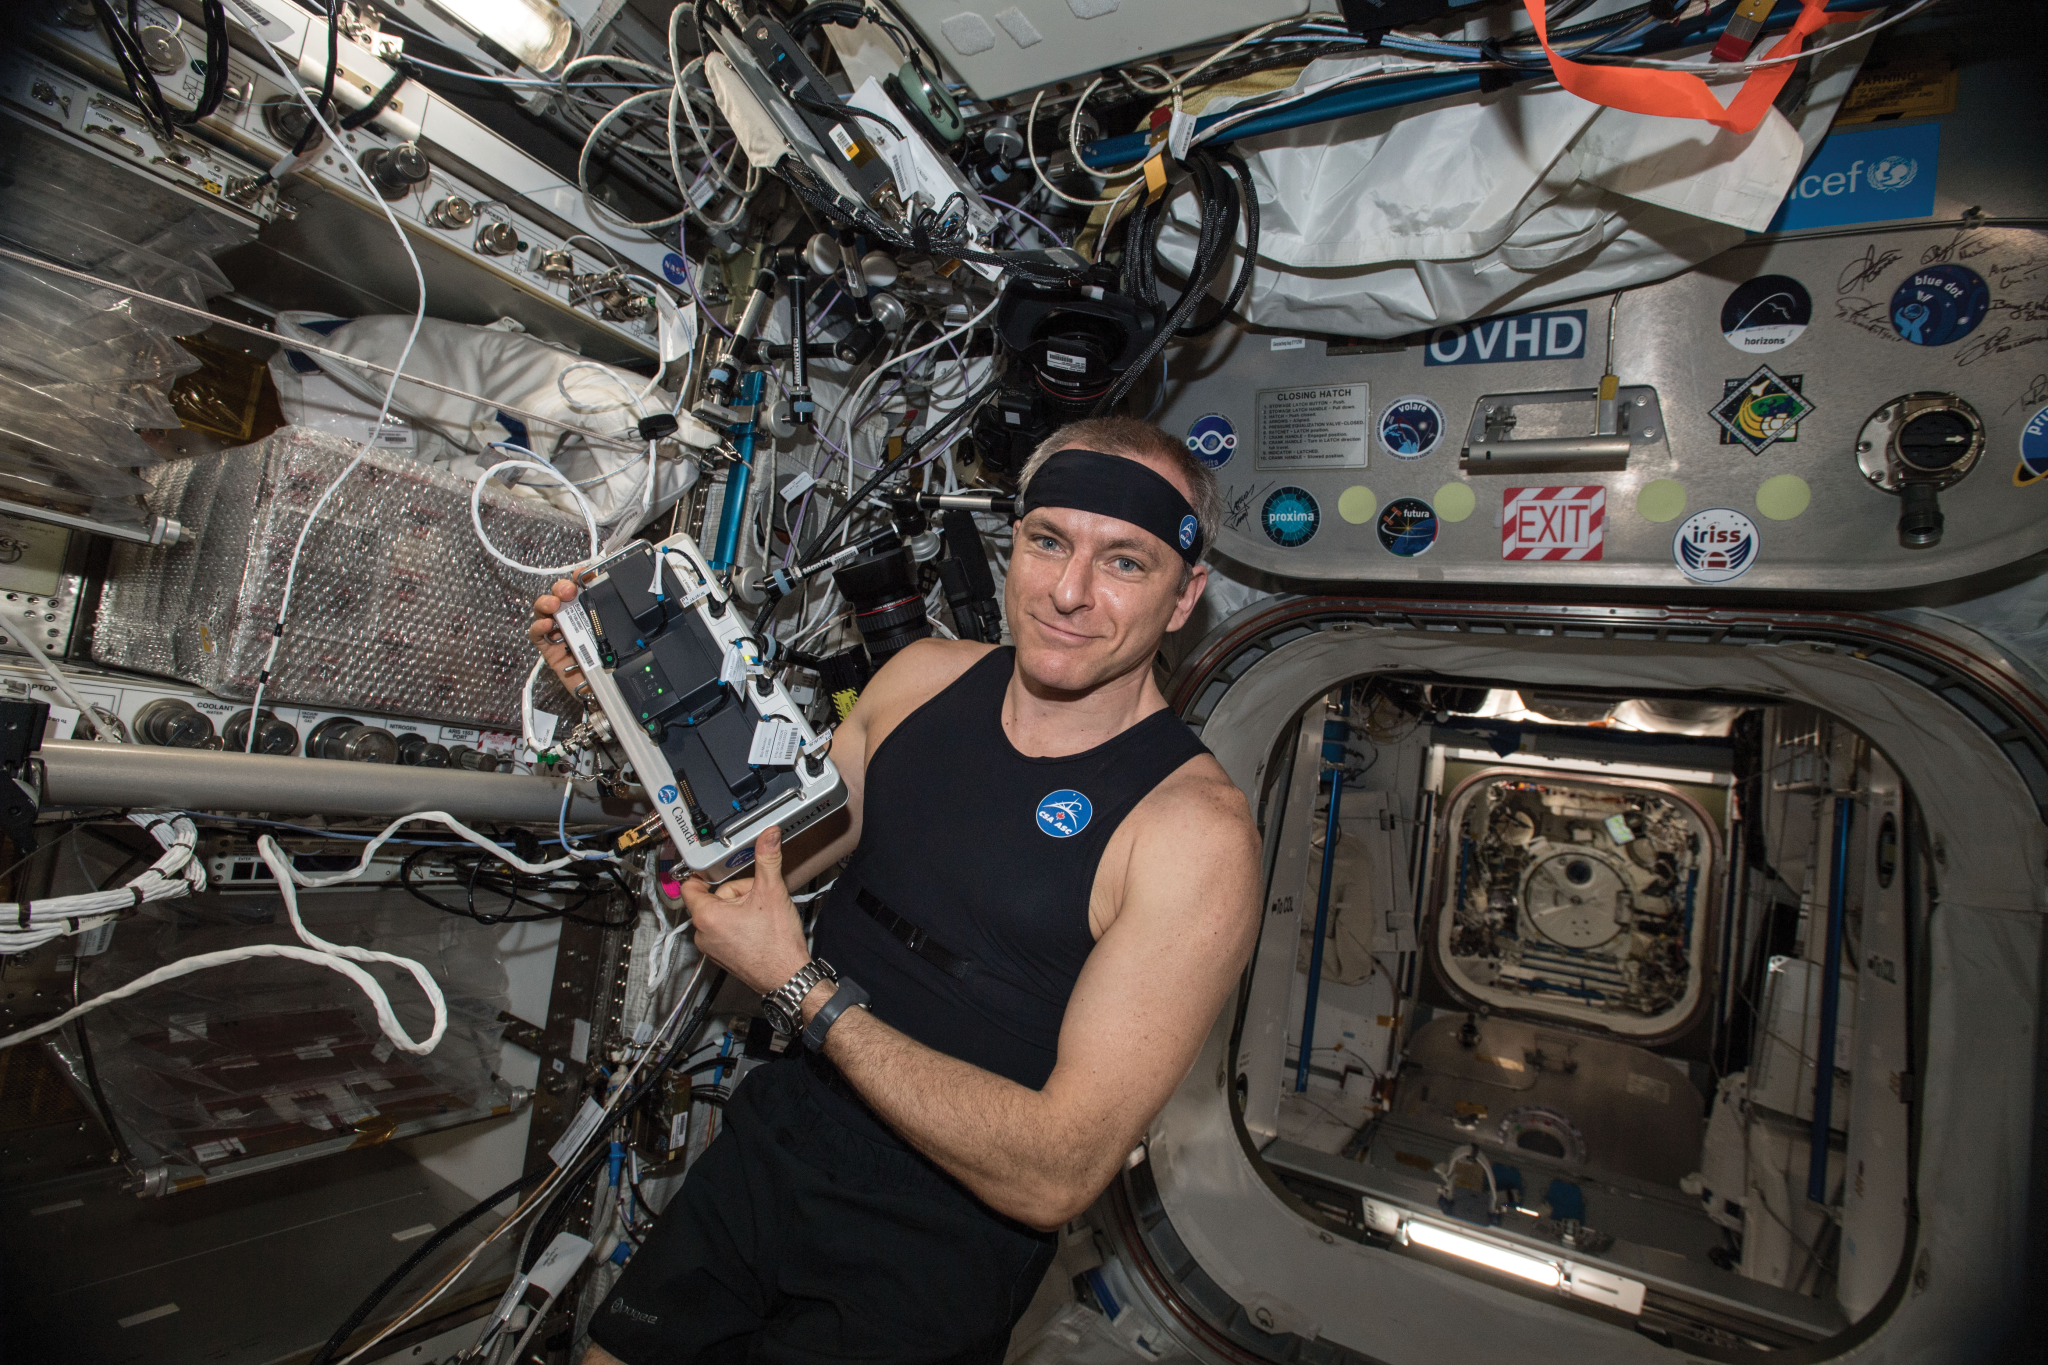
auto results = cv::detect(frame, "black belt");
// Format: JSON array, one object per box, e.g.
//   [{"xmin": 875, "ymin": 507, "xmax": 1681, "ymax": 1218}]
[{"xmin": 857, "ymin": 887, "xmax": 972, "ymax": 980}]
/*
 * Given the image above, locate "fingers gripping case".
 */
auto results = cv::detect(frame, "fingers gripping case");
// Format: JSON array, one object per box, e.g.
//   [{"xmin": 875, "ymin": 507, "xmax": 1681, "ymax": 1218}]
[{"xmin": 553, "ymin": 536, "xmax": 847, "ymax": 883}]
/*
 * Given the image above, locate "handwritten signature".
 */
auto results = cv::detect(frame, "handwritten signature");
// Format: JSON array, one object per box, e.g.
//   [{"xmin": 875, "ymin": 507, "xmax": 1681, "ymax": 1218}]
[
  {"xmin": 1922, "ymin": 229, "xmax": 1992, "ymax": 265},
  {"xmin": 1956, "ymin": 326, "xmax": 2048, "ymax": 367},
  {"xmin": 1222, "ymin": 485, "xmax": 1257, "ymax": 532},
  {"xmin": 2006, "ymin": 373, "xmax": 2048, "ymax": 415},
  {"xmin": 1835, "ymin": 296, "xmax": 1903, "ymax": 341},
  {"xmin": 1989, "ymin": 296, "xmax": 2048, "ymax": 323},
  {"xmin": 1838, "ymin": 245, "xmax": 1903, "ymax": 294}
]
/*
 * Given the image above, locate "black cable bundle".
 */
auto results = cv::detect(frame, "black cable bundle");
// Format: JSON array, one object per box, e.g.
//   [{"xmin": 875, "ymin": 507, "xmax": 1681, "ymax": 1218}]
[
  {"xmin": 89, "ymin": 0, "xmax": 231, "ymax": 136},
  {"xmin": 398, "ymin": 846, "xmax": 635, "ymax": 928},
  {"xmin": 1095, "ymin": 148, "xmax": 1260, "ymax": 415}
]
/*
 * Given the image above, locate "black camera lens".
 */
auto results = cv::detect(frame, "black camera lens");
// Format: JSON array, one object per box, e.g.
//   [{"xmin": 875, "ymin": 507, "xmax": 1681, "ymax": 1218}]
[{"xmin": 833, "ymin": 545, "xmax": 930, "ymax": 666}]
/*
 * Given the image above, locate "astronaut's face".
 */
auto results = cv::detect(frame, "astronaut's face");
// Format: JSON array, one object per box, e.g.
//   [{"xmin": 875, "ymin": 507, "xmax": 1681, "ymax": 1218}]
[{"xmin": 1004, "ymin": 449, "xmax": 1207, "ymax": 698}]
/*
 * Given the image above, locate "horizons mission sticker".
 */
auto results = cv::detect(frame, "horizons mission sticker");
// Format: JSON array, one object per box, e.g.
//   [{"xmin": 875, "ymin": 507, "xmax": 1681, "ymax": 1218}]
[
  {"xmin": 1721, "ymin": 275, "xmax": 1812, "ymax": 353},
  {"xmin": 1377, "ymin": 395, "xmax": 1446, "ymax": 459},
  {"xmin": 1672, "ymin": 507, "xmax": 1760, "ymax": 584},
  {"xmin": 1714, "ymin": 366, "xmax": 1814, "ymax": 455}
]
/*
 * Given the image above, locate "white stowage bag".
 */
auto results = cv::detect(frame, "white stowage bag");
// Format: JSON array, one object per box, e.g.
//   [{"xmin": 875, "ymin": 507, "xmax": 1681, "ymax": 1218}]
[
  {"xmin": 270, "ymin": 312, "xmax": 701, "ymax": 530},
  {"xmin": 1158, "ymin": 38, "xmax": 1870, "ymax": 338}
]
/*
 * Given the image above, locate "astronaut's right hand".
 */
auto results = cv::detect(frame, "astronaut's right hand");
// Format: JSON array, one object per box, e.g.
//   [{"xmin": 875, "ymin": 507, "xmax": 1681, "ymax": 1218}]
[{"xmin": 529, "ymin": 577, "xmax": 587, "ymax": 696}]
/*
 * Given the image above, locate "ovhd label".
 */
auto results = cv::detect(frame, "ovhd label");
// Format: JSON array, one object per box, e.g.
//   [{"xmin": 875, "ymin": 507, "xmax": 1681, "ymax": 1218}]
[
  {"xmin": 1377, "ymin": 395, "xmax": 1446, "ymax": 459},
  {"xmin": 1890, "ymin": 264, "xmax": 1989, "ymax": 346},
  {"xmin": 1425, "ymin": 310, "xmax": 1586, "ymax": 366},
  {"xmin": 1673, "ymin": 508, "xmax": 1760, "ymax": 584},
  {"xmin": 1185, "ymin": 413, "xmax": 1237, "ymax": 469},
  {"xmin": 1501, "ymin": 486, "xmax": 1605, "ymax": 561},
  {"xmin": 1261, "ymin": 486, "xmax": 1321, "ymax": 548}
]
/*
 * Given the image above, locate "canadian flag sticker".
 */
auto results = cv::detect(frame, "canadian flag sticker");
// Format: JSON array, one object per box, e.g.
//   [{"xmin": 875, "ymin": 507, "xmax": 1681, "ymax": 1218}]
[{"xmin": 1501, "ymin": 486, "xmax": 1606, "ymax": 561}]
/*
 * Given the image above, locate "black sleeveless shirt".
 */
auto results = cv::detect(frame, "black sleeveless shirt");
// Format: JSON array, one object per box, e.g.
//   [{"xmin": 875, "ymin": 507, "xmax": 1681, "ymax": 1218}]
[{"xmin": 812, "ymin": 646, "xmax": 1210, "ymax": 1091}]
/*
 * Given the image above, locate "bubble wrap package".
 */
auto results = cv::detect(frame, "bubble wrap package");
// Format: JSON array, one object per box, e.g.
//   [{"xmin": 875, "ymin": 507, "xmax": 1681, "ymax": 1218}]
[{"xmin": 95, "ymin": 426, "xmax": 592, "ymax": 727}]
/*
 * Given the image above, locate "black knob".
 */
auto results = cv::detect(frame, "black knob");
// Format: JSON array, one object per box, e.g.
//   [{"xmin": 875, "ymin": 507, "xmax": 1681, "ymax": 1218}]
[
  {"xmin": 834, "ymin": 321, "xmax": 881, "ymax": 366},
  {"xmin": 135, "ymin": 699, "xmax": 214, "ymax": 748},
  {"xmin": 224, "ymin": 709, "xmax": 300, "ymax": 755},
  {"xmin": 360, "ymin": 143, "xmax": 430, "ymax": 201},
  {"xmin": 307, "ymin": 716, "xmax": 399, "ymax": 762},
  {"xmin": 1898, "ymin": 481, "xmax": 1944, "ymax": 549},
  {"xmin": 397, "ymin": 733, "xmax": 451, "ymax": 767},
  {"xmin": 449, "ymin": 744, "xmax": 504, "ymax": 773}
]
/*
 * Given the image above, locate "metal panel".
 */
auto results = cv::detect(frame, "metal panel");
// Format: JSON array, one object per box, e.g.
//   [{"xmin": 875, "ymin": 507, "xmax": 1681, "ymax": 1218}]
[{"xmin": 1161, "ymin": 224, "xmax": 2048, "ymax": 593}]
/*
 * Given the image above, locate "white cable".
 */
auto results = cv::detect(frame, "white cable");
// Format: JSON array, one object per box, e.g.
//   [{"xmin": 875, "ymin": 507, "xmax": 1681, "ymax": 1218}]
[
  {"xmin": 7, "ymin": 625, "xmax": 123, "ymax": 744},
  {"xmin": 828, "ymin": 294, "xmax": 999, "ymax": 455},
  {"xmin": 471, "ymin": 457, "xmax": 604, "ymax": 575},
  {"xmin": 521, "ymin": 656, "xmax": 551, "ymax": 756},
  {"xmin": 1595, "ymin": 1, "xmax": 1932, "ymax": 72},
  {"xmin": 578, "ymin": 89, "xmax": 688, "ymax": 230},
  {"xmin": 238, "ymin": 31, "xmax": 428, "ymax": 753},
  {"xmin": 0, "ymin": 813, "xmax": 199, "ymax": 955}
]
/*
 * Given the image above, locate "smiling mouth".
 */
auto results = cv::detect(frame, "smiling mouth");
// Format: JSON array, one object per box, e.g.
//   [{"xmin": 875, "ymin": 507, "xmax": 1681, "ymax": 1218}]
[{"xmin": 1030, "ymin": 616, "xmax": 1098, "ymax": 644}]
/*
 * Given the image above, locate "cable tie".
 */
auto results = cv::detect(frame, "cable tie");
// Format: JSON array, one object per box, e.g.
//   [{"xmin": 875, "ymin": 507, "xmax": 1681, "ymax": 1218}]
[
  {"xmin": 17, "ymin": 899, "xmax": 28, "ymax": 930},
  {"xmin": 66, "ymin": 916, "xmax": 78, "ymax": 932},
  {"xmin": 129, "ymin": 887, "xmax": 144, "ymax": 908}
]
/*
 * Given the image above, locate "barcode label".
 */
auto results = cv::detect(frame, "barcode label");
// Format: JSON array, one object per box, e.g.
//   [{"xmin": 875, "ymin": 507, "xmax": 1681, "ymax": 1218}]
[{"xmin": 827, "ymin": 123, "xmax": 858, "ymax": 160}]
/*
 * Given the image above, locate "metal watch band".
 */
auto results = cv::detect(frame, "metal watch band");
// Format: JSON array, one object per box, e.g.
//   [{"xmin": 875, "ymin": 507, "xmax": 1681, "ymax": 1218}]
[
  {"xmin": 800, "ymin": 976, "xmax": 870, "ymax": 1053},
  {"xmin": 762, "ymin": 958, "xmax": 837, "ymax": 1035}
]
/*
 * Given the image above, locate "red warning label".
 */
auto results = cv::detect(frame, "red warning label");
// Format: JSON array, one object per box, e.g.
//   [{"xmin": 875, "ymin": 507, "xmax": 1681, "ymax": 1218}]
[{"xmin": 1502, "ymin": 486, "xmax": 1605, "ymax": 561}]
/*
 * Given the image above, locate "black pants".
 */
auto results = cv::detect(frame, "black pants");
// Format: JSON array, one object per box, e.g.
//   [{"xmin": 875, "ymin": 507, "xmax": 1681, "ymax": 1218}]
[{"xmin": 589, "ymin": 1056, "xmax": 1056, "ymax": 1364}]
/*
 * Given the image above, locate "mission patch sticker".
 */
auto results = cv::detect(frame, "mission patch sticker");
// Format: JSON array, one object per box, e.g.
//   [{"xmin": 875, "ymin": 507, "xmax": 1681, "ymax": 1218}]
[
  {"xmin": 1377, "ymin": 496, "xmax": 1439, "ymax": 557},
  {"xmin": 1720, "ymin": 276, "xmax": 1812, "ymax": 353},
  {"xmin": 1377, "ymin": 395, "xmax": 1446, "ymax": 459},
  {"xmin": 1501, "ymin": 486, "xmax": 1605, "ymax": 561},
  {"xmin": 1890, "ymin": 265, "xmax": 1989, "ymax": 346},
  {"xmin": 2018, "ymin": 406, "xmax": 2048, "ymax": 487},
  {"xmin": 1185, "ymin": 412, "xmax": 1237, "ymax": 469},
  {"xmin": 1714, "ymin": 366, "xmax": 1814, "ymax": 455},
  {"xmin": 1672, "ymin": 507, "xmax": 1760, "ymax": 583},
  {"xmin": 1262, "ymin": 486, "xmax": 1321, "ymax": 547}
]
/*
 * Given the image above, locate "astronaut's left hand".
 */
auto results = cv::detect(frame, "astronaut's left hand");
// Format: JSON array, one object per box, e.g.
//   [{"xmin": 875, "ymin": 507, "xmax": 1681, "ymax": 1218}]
[{"xmin": 677, "ymin": 825, "xmax": 811, "ymax": 996}]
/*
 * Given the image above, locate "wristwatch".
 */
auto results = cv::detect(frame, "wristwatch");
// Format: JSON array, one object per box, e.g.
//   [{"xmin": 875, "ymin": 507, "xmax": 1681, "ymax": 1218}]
[{"xmin": 761, "ymin": 958, "xmax": 838, "ymax": 1035}]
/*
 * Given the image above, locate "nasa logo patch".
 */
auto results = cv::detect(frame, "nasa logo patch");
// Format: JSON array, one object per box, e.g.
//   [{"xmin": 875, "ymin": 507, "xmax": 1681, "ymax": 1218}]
[
  {"xmin": 1036, "ymin": 789, "xmax": 1093, "ymax": 838},
  {"xmin": 660, "ymin": 252, "xmax": 689, "ymax": 286},
  {"xmin": 2017, "ymin": 406, "xmax": 2048, "ymax": 487},
  {"xmin": 1377, "ymin": 395, "xmax": 1446, "ymax": 459},
  {"xmin": 1890, "ymin": 265, "xmax": 1989, "ymax": 346},
  {"xmin": 657, "ymin": 785, "xmax": 680, "ymax": 805},
  {"xmin": 1178, "ymin": 514, "xmax": 1199, "ymax": 550},
  {"xmin": 725, "ymin": 847, "xmax": 756, "ymax": 869},
  {"xmin": 1185, "ymin": 413, "xmax": 1238, "ymax": 469},
  {"xmin": 1261, "ymin": 486, "xmax": 1321, "ymax": 548},
  {"xmin": 1673, "ymin": 508, "xmax": 1760, "ymax": 584}
]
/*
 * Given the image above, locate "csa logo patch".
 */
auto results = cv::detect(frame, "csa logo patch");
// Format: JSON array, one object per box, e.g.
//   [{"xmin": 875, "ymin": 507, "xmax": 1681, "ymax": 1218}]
[{"xmin": 1036, "ymin": 790, "xmax": 1093, "ymax": 838}]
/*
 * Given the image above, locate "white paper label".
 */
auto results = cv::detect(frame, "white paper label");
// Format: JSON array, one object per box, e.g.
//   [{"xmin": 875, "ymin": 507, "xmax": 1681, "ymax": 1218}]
[
  {"xmin": 655, "ymin": 290, "xmax": 696, "ymax": 364},
  {"xmin": 1043, "ymin": 350, "xmax": 1087, "ymax": 374},
  {"xmin": 687, "ymin": 174, "xmax": 718, "ymax": 208},
  {"xmin": 548, "ymin": 1097, "xmax": 609, "ymax": 1167},
  {"xmin": 531, "ymin": 709, "xmax": 559, "ymax": 747},
  {"xmin": 1269, "ymin": 336, "xmax": 1307, "ymax": 351},
  {"xmin": 369, "ymin": 418, "xmax": 415, "ymax": 449},
  {"xmin": 748, "ymin": 719, "xmax": 802, "ymax": 767},
  {"xmin": 527, "ymin": 1233, "xmax": 594, "ymax": 1298},
  {"xmin": 720, "ymin": 640, "xmax": 758, "ymax": 686},
  {"xmin": 44, "ymin": 704, "xmax": 79, "ymax": 741},
  {"xmin": 1255, "ymin": 384, "xmax": 1369, "ymax": 470},
  {"xmin": 219, "ymin": 0, "xmax": 286, "ymax": 35},
  {"xmin": 569, "ymin": 1018, "xmax": 591, "ymax": 1065},
  {"xmin": 1167, "ymin": 107, "xmax": 1196, "ymax": 161},
  {"xmin": 780, "ymin": 470, "xmax": 816, "ymax": 503}
]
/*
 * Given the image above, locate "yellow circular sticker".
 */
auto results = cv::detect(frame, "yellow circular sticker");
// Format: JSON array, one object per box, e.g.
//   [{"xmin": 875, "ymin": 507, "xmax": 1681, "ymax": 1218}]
[
  {"xmin": 1755, "ymin": 473, "xmax": 1812, "ymax": 521},
  {"xmin": 1434, "ymin": 482, "xmax": 1476, "ymax": 523},
  {"xmin": 1636, "ymin": 479, "xmax": 1687, "ymax": 523},
  {"xmin": 1337, "ymin": 486, "xmax": 1378, "ymax": 525}
]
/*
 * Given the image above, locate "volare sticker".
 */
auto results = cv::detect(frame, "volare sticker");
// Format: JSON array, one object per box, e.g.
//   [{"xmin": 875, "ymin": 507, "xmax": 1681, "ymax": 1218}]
[
  {"xmin": 1425, "ymin": 310, "xmax": 1586, "ymax": 366},
  {"xmin": 1261, "ymin": 486, "xmax": 1320, "ymax": 548},
  {"xmin": 1377, "ymin": 395, "xmax": 1446, "ymax": 459},
  {"xmin": 1377, "ymin": 496, "xmax": 1439, "ymax": 557},
  {"xmin": 1713, "ymin": 366, "xmax": 1813, "ymax": 455},
  {"xmin": 1185, "ymin": 413, "xmax": 1237, "ymax": 470},
  {"xmin": 1720, "ymin": 276, "xmax": 1812, "ymax": 353},
  {"xmin": 1672, "ymin": 508, "xmax": 1760, "ymax": 584},
  {"xmin": 1890, "ymin": 265, "xmax": 1989, "ymax": 346},
  {"xmin": 1766, "ymin": 122, "xmax": 1940, "ymax": 232},
  {"xmin": 1501, "ymin": 487, "xmax": 1605, "ymax": 561},
  {"xmin": 2017, "ymin": 405, "xmax": 2048, "ymax": 487}
]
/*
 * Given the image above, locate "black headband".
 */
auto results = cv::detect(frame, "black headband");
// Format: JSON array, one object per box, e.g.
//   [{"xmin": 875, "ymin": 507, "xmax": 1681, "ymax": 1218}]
[{"xmin": 1015, "ymin": 449, "xmax": 1203, "ymax": 565}]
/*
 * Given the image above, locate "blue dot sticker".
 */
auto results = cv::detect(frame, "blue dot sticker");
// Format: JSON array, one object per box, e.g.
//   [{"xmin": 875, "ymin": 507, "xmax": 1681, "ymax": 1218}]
[
  {"xmin": 1890, "ymin": 265, "xmax": 1989, "ymax": 346},
  {"xmin": 1036, "ymin": 789, "xmax": 1093, "ymax": 838},
  {"xmin": 1377, "ymin": 395, "xmax": 1446, "ymax": 459},
  {"xmin": 1262, "ymin": 486, "xmax": 1320, "ymax": 548},
  {"xmin": 1377, "ymin": 496, "xmax": 1439, "ymax": 557},
  {"xmin": 657, "ymin": 784, "xmax": 680, "ymax": 805},
  {"xmin": 1177, "ymin": 514, "xmax": 1199, "ymax": 550},
  {"xmin": 1186, "ymin": 413, "xmax": 1238, "ymax": 469},
  {"xmin": 661, "ymin": 252, "xmax": 689, "ymax": 286},
  {"xmin": 2018, "ymin": 405, "xmax": 2048, "ymax": 487}
]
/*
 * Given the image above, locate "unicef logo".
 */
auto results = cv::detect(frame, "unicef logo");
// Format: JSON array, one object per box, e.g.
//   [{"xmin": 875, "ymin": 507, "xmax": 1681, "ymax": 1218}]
[
  {"xmin": 1036, "ymin": 789, "xmax": 1092, "ymax": 838},
  {"xmin": 1178, "ymin": 514, "xmax": 1198, "ymax": 550},
  {"xmin": 1261, "ymin": 486, "xmax": 1320, "ymax": 548},
  {"xmin": 1185, "ymin": 414, "xmax": 1237, "ymax": 470},
  {"xmin": 1867, "ymin": 156, "xmax": 1918, "ymax": 192},
  {"xmin": 657, "ymin": 784, "xmax": 680, "ymax": 804}
]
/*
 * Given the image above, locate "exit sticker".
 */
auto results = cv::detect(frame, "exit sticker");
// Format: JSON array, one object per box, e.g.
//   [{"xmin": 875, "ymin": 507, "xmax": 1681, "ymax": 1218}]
[{"xmin": 1501, "ymin": 486, "xmax": 1605, "ymax": 561}]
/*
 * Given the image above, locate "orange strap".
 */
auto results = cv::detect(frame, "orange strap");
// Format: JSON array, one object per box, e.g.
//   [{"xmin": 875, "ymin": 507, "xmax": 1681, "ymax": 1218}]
[{"xmin": 1523, "ymin": 0, "xmax": 1869, "ymax": 136}]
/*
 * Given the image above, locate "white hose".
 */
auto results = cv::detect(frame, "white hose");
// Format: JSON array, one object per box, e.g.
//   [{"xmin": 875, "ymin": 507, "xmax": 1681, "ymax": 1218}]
[{"xmin": 471, "ymin": 457, "xmax": 604, "ymax": 575}]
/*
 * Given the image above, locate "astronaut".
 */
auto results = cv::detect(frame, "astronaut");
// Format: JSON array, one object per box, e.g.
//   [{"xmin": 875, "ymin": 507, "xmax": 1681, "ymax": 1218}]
[{"xmin": 531, "ymin": 416, "xmax": 1262, "ymax": 1362}]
